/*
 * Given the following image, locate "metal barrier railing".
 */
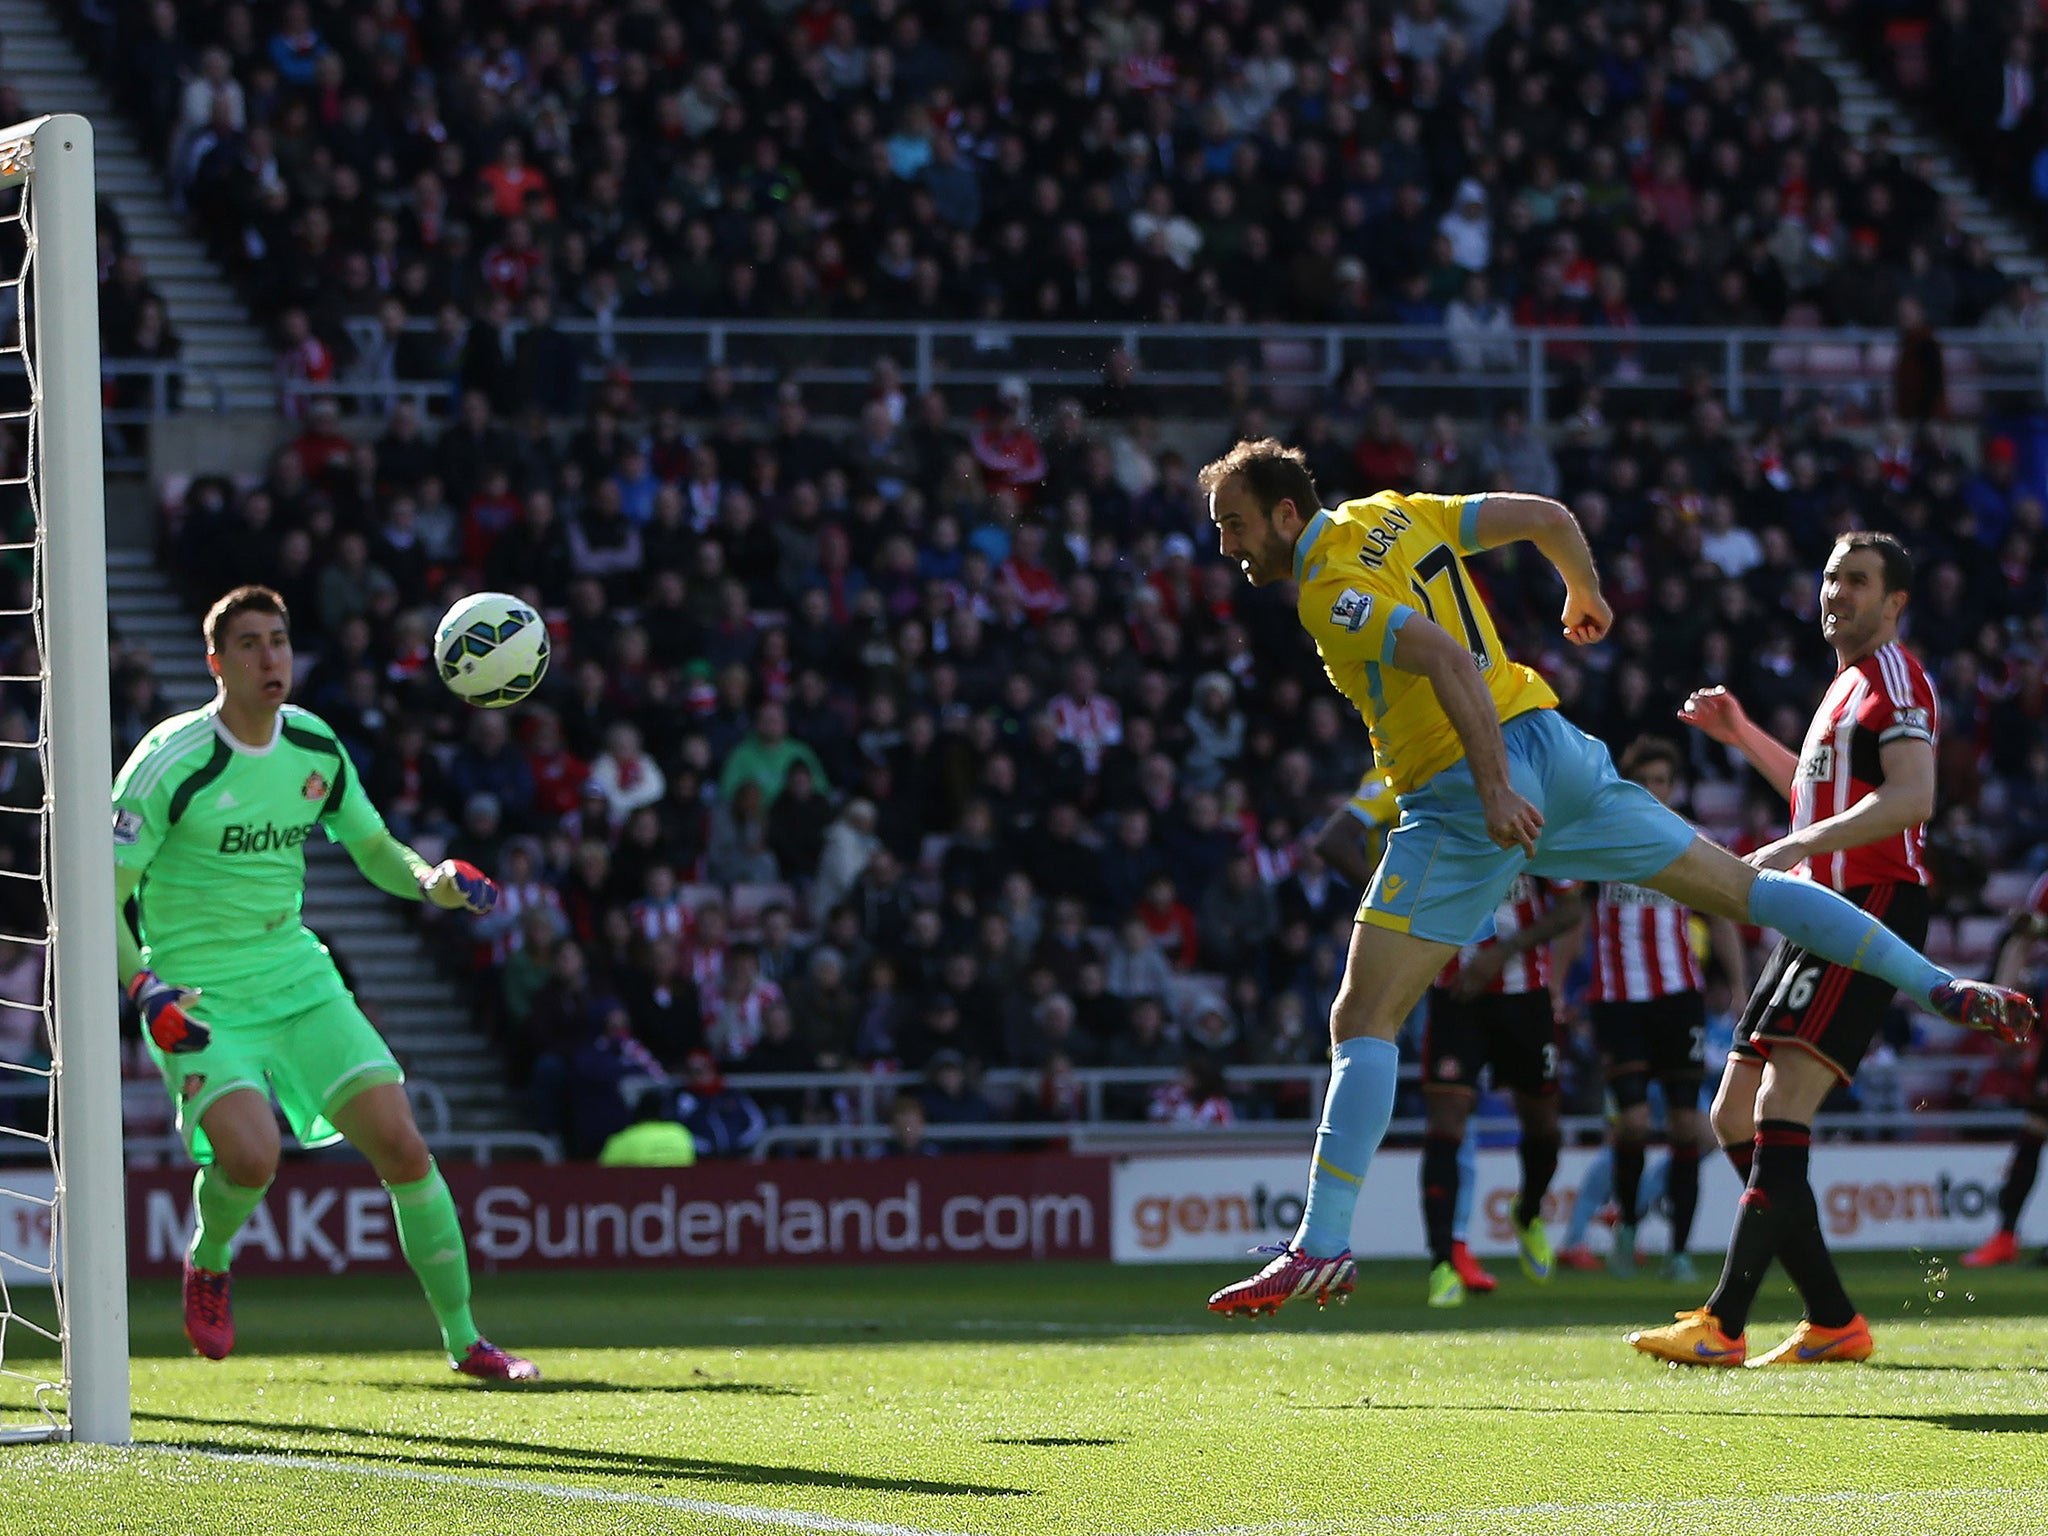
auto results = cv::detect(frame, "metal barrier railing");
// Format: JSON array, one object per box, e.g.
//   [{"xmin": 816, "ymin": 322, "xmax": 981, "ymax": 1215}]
[
  {"xmin": 100, "ymin": 358, "xmax": 225, "ymax": 421},
  {"xmin": 133, "ymin": 318, "xmax": 2048, "ymax": 425},
  {"xmin": 748, "ymin": 1105, "xmax": 2042, "ymax": 1161}
]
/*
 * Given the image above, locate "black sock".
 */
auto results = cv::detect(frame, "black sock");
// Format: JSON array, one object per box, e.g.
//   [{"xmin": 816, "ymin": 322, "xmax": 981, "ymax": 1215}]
[
  {"xmin": 1722, "ymin": 1140, "xmax": 1754, "ymax": 1182},
  {"xmin": 1613, "ymin": 1141, "xmax": 1647, "ymax": 1225},
  {"xmin": 1421, "ymin": 1135, "xmax": 1461, "ymax": 1265},
  {"xmin": 1766, "ymin": 1122, "xmax": 1857, "ymax": 1329},
  {"xmin": 1667, "ymin": 1143, "xmax": 1702, "ymax": 1256},
  {"xmin": 1515, "ymin": 1130, "xmax": 1561, "ymax": 1229},
  {"xmin": 1998, "ymin": 1132, "xmax": 2045, "ymax": 1234},
  {"xmin": 1705, "ymin": 1121, "xmax": 1811, "ymax": 1337}
]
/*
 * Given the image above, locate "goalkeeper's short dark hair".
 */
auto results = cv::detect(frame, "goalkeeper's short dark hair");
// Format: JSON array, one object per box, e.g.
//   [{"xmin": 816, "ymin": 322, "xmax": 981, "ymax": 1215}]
[{"xmin": 203, "ymin": 585, "xmax": 289, "ymax": 652}]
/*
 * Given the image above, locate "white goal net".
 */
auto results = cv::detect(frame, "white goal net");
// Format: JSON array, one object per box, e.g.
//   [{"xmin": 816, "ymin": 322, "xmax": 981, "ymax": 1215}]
[{"xmin": 0, "ymin": 116, "xmax": 127, "ymax": 1446}]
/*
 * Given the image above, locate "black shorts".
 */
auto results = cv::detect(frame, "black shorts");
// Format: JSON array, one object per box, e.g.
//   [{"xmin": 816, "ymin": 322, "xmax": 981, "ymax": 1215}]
[
  {"xmin": 1424, "ymin": 987, "xmax": 1560, "ymax": 1098},
  {"xmin": 2028, "ymin": 1031, "xmax": 2048, "ymax": 1116},
  {"xmin": 1733, "ymin": 882, "xmax": 1929, "ymax": 1083},
  {"xmin": 1592, "ymin": 991, "xmax": 1708, "ymax": 1087}
]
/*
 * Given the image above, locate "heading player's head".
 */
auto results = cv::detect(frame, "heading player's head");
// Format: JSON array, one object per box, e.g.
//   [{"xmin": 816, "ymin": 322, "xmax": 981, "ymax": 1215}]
[
  {"xmin": 1618, "ymin": 734, "xmax": 1684, "ymax": 806},
  {"xmin": 1820, "ymin": 531, "xmax": 1912, "ymax": 661},
  {"xmin": 1199, "ymin": 437, "xmax": 1321, "ymax": 587},
  {"xmin": 204, "ymin": 585, "xmax": 292, "ymax": 711}
]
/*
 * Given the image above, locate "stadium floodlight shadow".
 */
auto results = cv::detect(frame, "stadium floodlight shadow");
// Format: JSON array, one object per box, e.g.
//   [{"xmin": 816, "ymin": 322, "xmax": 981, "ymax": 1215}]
[{"xmin": 133, "ymin": 1411, "xmax": 1031, "ymax": 1497}]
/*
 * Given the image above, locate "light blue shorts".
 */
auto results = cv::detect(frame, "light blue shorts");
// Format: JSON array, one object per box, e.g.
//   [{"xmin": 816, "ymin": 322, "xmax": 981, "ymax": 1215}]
[{"xmin": 1360, "ymin": 708, "xmax": 1697, "ymax": 946}]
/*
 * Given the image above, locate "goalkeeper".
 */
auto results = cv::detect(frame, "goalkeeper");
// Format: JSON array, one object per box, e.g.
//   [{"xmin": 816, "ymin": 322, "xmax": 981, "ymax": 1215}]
[{"xmin": 113, "ymin": 586, "xmax": 537, "ymax": 1381}]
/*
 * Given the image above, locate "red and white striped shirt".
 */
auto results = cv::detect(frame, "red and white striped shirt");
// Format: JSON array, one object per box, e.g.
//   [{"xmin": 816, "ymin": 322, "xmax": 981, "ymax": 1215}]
[
  {"xmin": 1590, "ymin": 881, "xmax": 1704, "ymax": 1002},
  {"xmin": 703, "ymin": 977, "xmax": 784, "ymax": 1062},
  {"xmin": 1047, "ymin": 691, "xmax": 1122, "ymax": 773},
  {"xmin": 1791, "ymin": 641, "xmax": 1937, "ymax": 891},
  {"xmin": 485, "ymin": 880, "xmax": 565, "ymax": 966},
  {"xmin": 629, "ymin": 893, "xmax": 692, "ymax": 949},
  {"xmin": 1436, "ymin": 875, "xmax": 1569, "ymax": 996}
]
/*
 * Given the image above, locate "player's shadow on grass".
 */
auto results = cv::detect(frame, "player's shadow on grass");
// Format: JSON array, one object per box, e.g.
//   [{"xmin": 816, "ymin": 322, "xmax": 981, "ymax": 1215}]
[
  {"xmin": 137, "ymin": 1412, "xmax": 1028, "ymax": 1497},
  {"xmin": 373, "ymin": 1377, "xmax": 809, "ymax": 1397},
  {"xmin": 984, "ymin": 1436, "xmax": 1122, "ymax": 1447}
]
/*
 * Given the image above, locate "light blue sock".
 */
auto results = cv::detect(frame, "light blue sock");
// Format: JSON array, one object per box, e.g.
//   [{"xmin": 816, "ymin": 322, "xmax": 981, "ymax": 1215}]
[
  {"xmin": 1748, "ymin": 870, "xmax": 1948, "ymax": 1004},
  {"xmin": 1639, "ymin": 1155, "xmax": 1669, "ymax": 1222},
  {"xmin": 1564, "ymin": 1147, "xmax": 1613, "ymax": 1249},
  {"xmin": 1293, "ymin": 1037, "xmax": 1401, "ymax": 1255},
  {"xmin": 1450, "ymin": 1121, "xmax": 1479, "ymax": 1244}
]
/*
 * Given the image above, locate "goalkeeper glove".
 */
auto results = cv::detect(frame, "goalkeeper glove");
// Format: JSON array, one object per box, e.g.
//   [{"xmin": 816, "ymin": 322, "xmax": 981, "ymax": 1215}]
[
  {"xmin": 128, "ymin": 971, "xmax": 209, "ymax": 1054},
  {"xmin": 425, "ymin": 858, "xmax": 498, "ymax": 914}
]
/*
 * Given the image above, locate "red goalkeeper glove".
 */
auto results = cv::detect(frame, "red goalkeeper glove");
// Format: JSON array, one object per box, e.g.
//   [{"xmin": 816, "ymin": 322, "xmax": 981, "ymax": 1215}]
[
  {"xmin": 128, "ymin": 971, "xmax": 209, "ymax": 1054},
  {"xmin": 425, "ymin": 858, "xmax": 498, "ymax": 915}
]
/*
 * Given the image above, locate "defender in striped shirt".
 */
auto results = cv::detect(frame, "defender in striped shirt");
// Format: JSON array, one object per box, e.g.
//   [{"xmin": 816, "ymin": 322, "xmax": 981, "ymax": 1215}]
[
  {"xmin": 1418, "ymin": 873, "xmax": 1585, "ymax": 1305},
  {"xmin": 1636, "ymin": 532, "xmax": 1935, "ymax": 1368},
  {"xmin": 1586, "ymin": 737, "xmax": 1748, "ymax": 1281}
]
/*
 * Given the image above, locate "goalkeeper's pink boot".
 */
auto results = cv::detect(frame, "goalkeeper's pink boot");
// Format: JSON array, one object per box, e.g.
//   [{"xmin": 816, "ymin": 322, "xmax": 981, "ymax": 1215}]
[
  {"xmin": 453, "ymin": 1338, "xmax": 541, "ymax": 1381},
  {"xmin": 182, "ymin": 1257, "xmax": 234, "ymax": 1361},
  {"xmin": 1207, "ymin": 1243, "xmax": 1356, "ymax": 1317}
]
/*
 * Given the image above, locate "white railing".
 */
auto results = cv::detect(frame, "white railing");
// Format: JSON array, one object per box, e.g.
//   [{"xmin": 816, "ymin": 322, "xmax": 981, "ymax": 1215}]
[
  {"xmin": 747, "ymin": 1105, "xmax": 2040, "ymax": 1161},
  {"xmin": 240, "ymin": 319, "xmax": 2048, "ymax": 425}
]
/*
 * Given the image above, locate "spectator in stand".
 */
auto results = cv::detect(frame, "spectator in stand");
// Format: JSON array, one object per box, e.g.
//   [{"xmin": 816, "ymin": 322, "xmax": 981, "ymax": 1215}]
[
  {"xmin": 1105, "ymin": 916, "xmax": 1177, "ymax": 1005},
  {"xmin": 918, "ymin": 1049, "xmax": 999, "ymax": 1150},
  {"xmin": 721, "ymin": 700, "xmax": 829, "ymax": 805},
  {"xmin": 972, "ymin": 384, "xmax": 1046, "ymax": 501},
  {"xmin": 1149, "ymin": 1057, "xmax": 1236, "ymax": 1126},
  {"xmin": 703, "ymin": 942, "xmax": 784, "ymax": 1064},
  {"xmin": 674, "ymin": 1050, "xmax": 769, "ymax": 1157},
  {"xmin": 588, "ymin": 723, "xmax": 666, "ymax": 830}
]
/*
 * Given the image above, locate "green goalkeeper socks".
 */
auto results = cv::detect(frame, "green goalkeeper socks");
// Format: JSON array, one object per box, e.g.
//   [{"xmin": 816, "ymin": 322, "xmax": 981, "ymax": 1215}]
[
  {"xmin": 387, "ymin": 1161, "xmax": 481, "ymax": 1357},
  {"xmin": 189, "ymin": 1167, "xmax": 269, "ymax": 1273}
]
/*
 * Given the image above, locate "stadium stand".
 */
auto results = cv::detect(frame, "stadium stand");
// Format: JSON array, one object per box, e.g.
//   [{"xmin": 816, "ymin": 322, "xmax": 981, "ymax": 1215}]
[
  {"xmin": 53, "ymin": 1, "xmax": 2048, "ymax": 1154},
  {"xmin": 1826, "ymin": 0, "xmax": 2048, "ymax": 254}
]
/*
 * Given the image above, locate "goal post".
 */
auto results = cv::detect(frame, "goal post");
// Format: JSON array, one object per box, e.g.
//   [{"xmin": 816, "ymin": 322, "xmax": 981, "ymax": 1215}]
[{"xmin": 0, "ymin": 113, "xmax": 129, "ymax": 1446}]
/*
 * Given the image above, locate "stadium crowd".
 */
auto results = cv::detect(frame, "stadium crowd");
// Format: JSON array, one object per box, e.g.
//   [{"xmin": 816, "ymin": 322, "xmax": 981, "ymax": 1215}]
[
  {"xmin": 45, "ymin": 0, "xmax": 2046, "ymax": 1156},
  {"xmin": 77, "ymin": 0, "xmax": 2028, "ymax": 391}
]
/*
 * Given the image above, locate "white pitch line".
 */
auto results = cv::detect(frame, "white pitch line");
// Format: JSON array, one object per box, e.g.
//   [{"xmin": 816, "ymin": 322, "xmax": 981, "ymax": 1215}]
[
  {"xmin": 1165, "ymin": 1483, "xmax": 2048, "ymax": 1536},
  {"xmin": 154, "ymin": 1446, "xmax": 976, "ymax": 1536}
]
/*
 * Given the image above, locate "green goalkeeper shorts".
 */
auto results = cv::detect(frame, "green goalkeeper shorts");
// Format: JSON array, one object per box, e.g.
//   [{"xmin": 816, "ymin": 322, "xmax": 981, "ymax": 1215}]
[{"xmin": 147, "ymin": 993, "xmax": 405, "ymax": 1164}]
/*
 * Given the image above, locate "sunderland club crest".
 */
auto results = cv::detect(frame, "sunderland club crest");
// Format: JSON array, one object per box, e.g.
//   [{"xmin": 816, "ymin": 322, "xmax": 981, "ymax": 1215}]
[{"xmin": 302, "ymin": 770, "xmax": 330, "ymax": 801}]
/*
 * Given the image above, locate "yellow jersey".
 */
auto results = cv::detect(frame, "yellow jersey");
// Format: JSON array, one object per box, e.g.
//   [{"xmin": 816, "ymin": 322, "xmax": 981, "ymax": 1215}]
[{"xmin": 1293, "ymin": 490, "xmax": 1557, "ymax": 795}]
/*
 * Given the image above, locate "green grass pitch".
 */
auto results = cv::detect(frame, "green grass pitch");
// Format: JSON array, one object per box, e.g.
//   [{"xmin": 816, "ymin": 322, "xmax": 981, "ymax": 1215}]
[{"xmin": 6, "ymin": 1253, "xmax": 2048, "ymax": 1534}]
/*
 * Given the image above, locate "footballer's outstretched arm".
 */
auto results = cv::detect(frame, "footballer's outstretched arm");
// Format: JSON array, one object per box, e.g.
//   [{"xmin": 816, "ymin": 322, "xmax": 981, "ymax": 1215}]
[
  {"xmin": 1743, "ymin": 736, "xmax": 1934, "ymax": 873},
  {"xmin": 1390, "ymin": 612, "xmax": 1543, "ymax": 857},
  {"xmin": 1467, "ymin": 493, "xmax": 1611, "ymax": 645},
  {"xmin": 345, "ymin": 829, "xmax": 500, "ymax": 913}
]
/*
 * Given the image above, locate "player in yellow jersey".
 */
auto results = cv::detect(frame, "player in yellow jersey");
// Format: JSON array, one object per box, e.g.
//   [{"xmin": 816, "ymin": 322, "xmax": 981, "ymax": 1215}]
[{"xmin": 1196, "ymin": 438, "xmax": 2035, "ymax": 1319}]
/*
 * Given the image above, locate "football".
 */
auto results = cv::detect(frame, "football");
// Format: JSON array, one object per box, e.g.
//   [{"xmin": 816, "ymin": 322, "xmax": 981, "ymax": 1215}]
[{"xmin": 434, "ymin": 591, "xmax": 550, "ymax": 708}]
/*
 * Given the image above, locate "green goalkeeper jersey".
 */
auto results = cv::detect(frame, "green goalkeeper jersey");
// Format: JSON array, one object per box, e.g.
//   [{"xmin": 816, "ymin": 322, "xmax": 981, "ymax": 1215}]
[{"xmin": 112, "ymin": 703, "xmax": 387, "ymax": 1027}]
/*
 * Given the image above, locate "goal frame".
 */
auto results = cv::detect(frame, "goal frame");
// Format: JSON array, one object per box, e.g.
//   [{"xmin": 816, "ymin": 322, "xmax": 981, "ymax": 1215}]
[{"xmin": 0, "ymin": 114, "xmax": 129, "ymax": 1446}]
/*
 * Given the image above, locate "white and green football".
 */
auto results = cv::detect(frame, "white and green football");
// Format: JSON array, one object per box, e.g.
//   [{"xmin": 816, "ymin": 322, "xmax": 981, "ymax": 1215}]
[{"xmin": 435, "ymin": 591, "xmax": 550, "ymax": 708}]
